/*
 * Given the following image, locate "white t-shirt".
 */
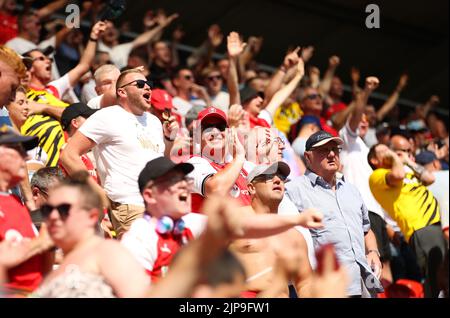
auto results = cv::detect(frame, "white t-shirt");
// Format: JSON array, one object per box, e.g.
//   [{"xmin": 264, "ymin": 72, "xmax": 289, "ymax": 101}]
[
  {"xmin": 339, "ymin": 122, "xmax": 385, "ymax": 219},
  {"xmin": 428, "ymin": 171, "xmax": 449, "ymax": 232},
  {"xmin": 98, "ymin": 41, "xmax": 133, "ymax": 70},
  {"xmin": 172, "ymin": 97, "xmax": 207, "ymax": 117},
  {"xmin": 278, "ymin": 194, "xmax": 317, "ymax": 269},
  {"xmin": 87, "ymin": 94, "xmax": 102, "ymax": 109},
  {"xmin": 186, "ymin": 156, "xmax": 255, "ymax": 196},
  {"xmin": 211, "ymin": 91, "xmax": 230, "ymax": 113},
  {"xmin": 121, "ymin": 213, "xmax": 207, "ymax": 272},
  {"xmin": 81, "ymin": 79, "xmax": 97, "ymax": 104},
  {"xmin": 79, "ymin": 105, "xmax": 165, "ymax": 205}
]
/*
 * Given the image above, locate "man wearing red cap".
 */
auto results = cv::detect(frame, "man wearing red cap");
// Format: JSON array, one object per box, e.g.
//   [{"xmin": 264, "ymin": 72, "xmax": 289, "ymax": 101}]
[
  {"xmin": 187, "ymin": 106, "xmax": 255, "ymax": 212},
  {"xmin": 150, "ymin": 88, "xmax": 182, "ymax": 126}
]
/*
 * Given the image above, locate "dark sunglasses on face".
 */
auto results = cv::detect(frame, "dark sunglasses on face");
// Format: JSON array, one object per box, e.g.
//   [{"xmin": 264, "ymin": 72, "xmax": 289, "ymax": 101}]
[
  {"xmin": 304, "ymin": 93, "xmax": 321, "ymax": 101},
  {"xmin": 119, "ymin": 79, "xmax": 153, "ymax": 89},
  {"xmin": 41, "ymin": 203, "xmax": 72, "ymax": 220},
  {"xmin": 202, "ymin": 122, "xmax": 227, "ymax": 132},
  {"xmin": 33, "ymin": 56, "xmax": 53, "ymax": 63},
  {"xmin": 207, "ymin": 75, "xmax": 222, "ymax": 81},
  {"xmin": 253, "ymin": 173, "xmax": 288, "ymax": 183},
  {"xmin": 183, "ymin": 74, "xmax": 193, "ymax": 81}
]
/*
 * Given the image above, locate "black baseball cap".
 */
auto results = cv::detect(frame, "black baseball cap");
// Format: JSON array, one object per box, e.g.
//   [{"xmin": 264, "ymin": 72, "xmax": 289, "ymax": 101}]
[
  {"xmin": 61, "ymin": 103, "xmax": 97, "ymax": 131},
  {"xmin": 0, "ymin": 125, "xmax": 38, "ymax": 151},
  {"xmin": 305, "ymin": 130, "xmax": 343, "ymax": 151},
  {"xmin": 138, "ymin": 157, "xmax": 194, "ymax": 192},
  {"xmin": 240, "ymin": 86, "xmax": 265, "ymax": 104},
  {"xmin": 415, "ymin": 151, "xmax": 437, "ymax": 166}
]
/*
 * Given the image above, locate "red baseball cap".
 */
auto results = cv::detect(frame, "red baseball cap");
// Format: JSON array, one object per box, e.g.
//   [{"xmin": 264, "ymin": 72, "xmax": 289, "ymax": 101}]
[
  {"xmin": 197, "ymin": 106, "xmax": 228, "ymax": 127},
  {"xmin": 151, "ymin": 89, "xmax": 173, "ymax": 111}
]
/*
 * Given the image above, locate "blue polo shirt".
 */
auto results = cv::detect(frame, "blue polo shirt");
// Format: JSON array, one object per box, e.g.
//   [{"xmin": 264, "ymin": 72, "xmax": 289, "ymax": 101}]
[{"xmin": 285, "ymin": 169, "xmax": 383, "ymax": 296}]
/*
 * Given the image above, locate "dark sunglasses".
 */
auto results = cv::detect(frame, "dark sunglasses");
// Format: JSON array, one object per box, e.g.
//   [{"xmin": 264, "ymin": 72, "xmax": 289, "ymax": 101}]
[
  {"xmin": 33, "ymin": 56, "xmax": 53, "ymax": 63},
  {"xmin": 41, "ymin": 203, "xmax": 72, "ymax": 220},
  {"xmin": 304, "ymin": 93, "xmax": 322, "ymax": 101},
  {"xmin": 119, "ymin": 79, "xmax": 153, "ymax": 89},
  {"xmin": 183, "ymin": 74, "xmax": 193, "ymax": 81},
  {"xmin": 207, "ymin": 75, "xmax": 222, "ymax": 81},
  {"xmin": 201, "ymin": 122, "xmax": 227, "ymax": 132}
]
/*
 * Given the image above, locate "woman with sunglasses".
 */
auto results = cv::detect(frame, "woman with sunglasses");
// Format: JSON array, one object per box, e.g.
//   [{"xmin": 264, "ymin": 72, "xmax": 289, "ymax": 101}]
[{"xmin": 33, "ymin": 171, "xmax": 150, "ymax": 297}]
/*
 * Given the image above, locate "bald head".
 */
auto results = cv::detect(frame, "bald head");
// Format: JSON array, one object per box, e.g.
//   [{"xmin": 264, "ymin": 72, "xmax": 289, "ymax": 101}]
[{"xmin": 390, "ymin": 134, "xmax": 412, "ymax": 158}]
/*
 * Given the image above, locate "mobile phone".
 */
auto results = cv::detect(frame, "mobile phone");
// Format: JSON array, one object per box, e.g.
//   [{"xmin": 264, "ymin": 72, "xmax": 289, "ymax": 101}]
[{"xmin": 315, "ymin": 243, "xmax": 340, "ymax": 275}]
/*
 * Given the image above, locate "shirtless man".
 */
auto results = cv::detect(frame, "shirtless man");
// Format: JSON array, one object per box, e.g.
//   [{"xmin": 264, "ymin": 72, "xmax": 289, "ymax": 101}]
[{"xmin": 229, "ymin": 161, "xmax": 317, "ymax": 298}]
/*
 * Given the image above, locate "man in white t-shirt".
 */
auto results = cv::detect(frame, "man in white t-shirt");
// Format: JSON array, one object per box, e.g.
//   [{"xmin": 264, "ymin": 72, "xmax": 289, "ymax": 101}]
[
  {"xmin": 87, "ymin": 64, "xmax": 121, "ymax": 110},
  {"xmin": 339, "ymin": 77, "xmax": 394, "ymax": 284},
  {"xmin": 60, "ymin": 68, "xmax": 179, "ymax": 239}
]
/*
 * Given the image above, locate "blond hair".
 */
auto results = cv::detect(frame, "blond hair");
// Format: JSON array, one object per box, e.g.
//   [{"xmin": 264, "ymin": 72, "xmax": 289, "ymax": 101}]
[
  {"xmin": 115, "ymin": 67, "xmax": 144, "ymax": 91},
  {"xmin": 0, "ymin": 46, "xmax": 26, "ymax": 79}
]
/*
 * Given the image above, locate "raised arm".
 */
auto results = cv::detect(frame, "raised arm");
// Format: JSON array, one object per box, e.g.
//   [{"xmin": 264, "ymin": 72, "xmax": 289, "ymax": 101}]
[
  {"xmin": 35, "ymin": 0, "xmax": 68, "ymax": 20},
  {"xmin": 226, "ymin": 32, "xmax": 246, "ymax": 106},
  {"xmin": 264, "ymin": 58, "xmax": 305, "ymax": 117},
  {"xmin": 318, "ymin": 55, "xmax": 340, "ymax": 96},
  {"xmin": 132, "ymin": 13, "xmax": 178, "ymax": 49},
  {"xmin": 239, "ymin": 36, "xmax": 263, "ymax": 67},
  {"xmin": 67, "ymin": 21, "xmax": 106, "ymax": 88},
  {"xmin": 416, "ymin": 95, "xmax": 439, "ymax": 121},
  {"xmin": 186, "ymin": 24, "xmax": 223, "ymax": 71},
  {"xmin": 262, "ymin": 47, "xmax": 300, "ymax": 107},
  {"xmin": 376, "ymin": 74, "xmax": 408, "ymax": 122},
  {"xmin": 344, "ymin": 77, "xmax": 379, "ymax": 132},
  {"xmin": 385, "ymin": 149, "xmax": 406, "ymax": 187}
]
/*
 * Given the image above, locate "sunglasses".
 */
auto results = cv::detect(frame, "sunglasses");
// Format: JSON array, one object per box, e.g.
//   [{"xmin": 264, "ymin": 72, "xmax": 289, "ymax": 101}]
[
  {"xmin": 119, "ymin": 79, "xmax": 153, "ymax": 89},
  {"xmin": 253, "ymin": 173, "xmax": 288, "ymax": 183},
  {"xmin": 201, "ymin": 122, "xmax": 227, "ymax": 132},
  {"xmin": 207, "ymin": 75, "xmax": 222, "ymax": 81},
  {"xmin": 183, "ymin": 74, "xmax": 193, "ymax": 81},
  {"xmin": 33, "ymin": 56, "xmax": 53, "ymax": 63},
  {"xmin": 41, "ymin": 203, "xmax": 72, "ymax": 220},
  {"xmin": 304, "ymin": 93, "xmax": 321, "ymax": 101}
]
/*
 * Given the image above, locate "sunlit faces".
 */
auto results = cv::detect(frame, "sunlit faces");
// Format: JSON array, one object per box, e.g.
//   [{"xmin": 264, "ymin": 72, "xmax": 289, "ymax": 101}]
[
  {"xmin": 243, "ymin": 95, "xmax": 264, "ymax": 117},
  {"xmin": 118, "ymin": 73, "xmax": 152, "ymax": 114},
  {"xmin": 250, "ymin": 173, "xmax": 286, "ymax": 203},
  {"xmin": 205, "ymin": 71, "xmax": 222, "ymax": 95},
  {"xmin": 305, "ymin": 141, "xmax": 341, "ymax": 175},
  {"xmin": 152, "ymin": 41, "xmax": 171, "ymax": 64},
  {"xmin": 28, "ymin": 50, "xmax": 52, "ymax": 82},
  {"xmin": 174, "ymin": 69, "xmax": 195, "ymax": 91},
  {"xmin": 95, "ymin": 68, "xmax": 120, "ymax": 95},
  {"xmin": 44, "ymin": 187, "xmax": 98, "ymax": 247},
  {"xmin": 301, "ymin": 87, "xmax": 323, "ymax": 115},
  {"xmin": 143, "ymin": 170, "xmax": 193, "ymax": 220},
  {"xmin": 0, "ymin": 144, "xmax": 28, "ymax": 188},
  {"xmin": 6, "ymin": 90, "xmax": 29, "ymax": 125},
  {"xmin": 200, "ymin": 120, "xmax": 227, "ymax": 160}
]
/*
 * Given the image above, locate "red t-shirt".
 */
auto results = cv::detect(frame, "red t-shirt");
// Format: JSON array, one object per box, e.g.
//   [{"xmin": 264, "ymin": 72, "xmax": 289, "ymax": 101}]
[
  {"xmin": 0, "ymin": 13, "xmax": 18, "ymax": 45},
  {"xmin": 324, "ymin": 101, "xmax": 347, "ymax": 122},
  {"xmin": 0, "ymin": 193, "xmax": 44, "ymax": 294}
]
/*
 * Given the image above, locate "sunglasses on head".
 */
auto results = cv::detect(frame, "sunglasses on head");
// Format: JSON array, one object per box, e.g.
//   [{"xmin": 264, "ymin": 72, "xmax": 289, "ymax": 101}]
[
  {"xmin": 40, "ymin": 203, "xmax": 72, "ymax": 220},
  {"xmin": 119, "ymin": 79, "xmax": 153, "ymax": 89},
  {"xmin": 304, "ymin": 93, "xmax": 321, "ymax": 101}
]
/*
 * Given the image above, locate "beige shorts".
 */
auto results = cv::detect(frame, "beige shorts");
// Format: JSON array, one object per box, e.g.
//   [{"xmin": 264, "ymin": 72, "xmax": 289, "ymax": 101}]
[{"xmin": 108, "ymin": 200, "xmax": 145, "ymax": 240}]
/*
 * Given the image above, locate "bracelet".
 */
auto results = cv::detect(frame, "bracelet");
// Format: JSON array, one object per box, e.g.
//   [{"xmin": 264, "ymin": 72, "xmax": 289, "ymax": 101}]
[
  {"xmin": 89, "ymin": 37, "xmax": 98, "ymax": 42},
  {"xmin": 164, "ymin": 135, "xmax": 175, "ymax": 142},
  {"xmin": 366, "ymin": 249, "xmax": 380, "ymax": 258}
]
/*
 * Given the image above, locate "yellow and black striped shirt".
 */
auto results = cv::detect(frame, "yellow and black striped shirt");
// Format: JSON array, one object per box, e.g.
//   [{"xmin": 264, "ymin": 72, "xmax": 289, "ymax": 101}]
[
  {"xmin": 369, "ymin": 168, "xmax": 440, "ymax": 241},
  {"xmin": 21, "ymin": 88, "xmax": 68, "ymax": 167}
]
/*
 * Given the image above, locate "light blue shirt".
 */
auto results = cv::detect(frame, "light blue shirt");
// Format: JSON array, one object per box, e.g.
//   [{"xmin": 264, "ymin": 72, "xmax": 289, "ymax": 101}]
[{"xmin": 285, "ymin": 169, "xmax": 383, "ymax": 296}]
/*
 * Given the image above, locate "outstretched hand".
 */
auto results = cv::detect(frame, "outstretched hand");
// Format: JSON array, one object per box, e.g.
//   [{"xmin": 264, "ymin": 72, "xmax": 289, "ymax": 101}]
[{"xmin": 227, "ymin": 32, "xmax": 246, "ymax": 58}]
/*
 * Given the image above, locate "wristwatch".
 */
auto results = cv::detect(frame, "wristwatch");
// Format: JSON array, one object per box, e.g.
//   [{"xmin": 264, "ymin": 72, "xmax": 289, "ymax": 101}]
[{"xmin": 367, "ymin": 249, "xmax": 381, "ymax": 258}]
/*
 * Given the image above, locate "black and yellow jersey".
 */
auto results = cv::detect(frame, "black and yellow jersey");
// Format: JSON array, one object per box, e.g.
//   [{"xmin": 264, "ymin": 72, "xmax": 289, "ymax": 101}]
[
  {"xmin": 21, "ymin": 87, "xmax": 68, "ymax": 167},
  {"xmin": 369, "ymin": 168, "xmax": 440, "ymax": 241}
]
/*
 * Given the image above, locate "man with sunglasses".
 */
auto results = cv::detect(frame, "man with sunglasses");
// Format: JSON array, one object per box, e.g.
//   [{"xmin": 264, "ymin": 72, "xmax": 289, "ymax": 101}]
[
  {"xmin": 201, "ymin": 67, "xmax": 229, "ymax": 113},
  {"xmin": 186, "ymin": 106, "xmax": 256, "ymax": 212},
  {"xmin": 229, "ymin": 161, "xmax": 320, "ymax": 298},
  {"xmin": 286, "ymin": 130, "xmax": 383, "ymax": 297},
  {"xmin": 19, "ymin": 21, "xmax": 106, "ymax": 168},
  {"xmin": 0, "ymin": 126, "xmax": 53, "ymax": 296},
  {"xmin": 60, "ymin": 68, "xmax": 179, "ymax": 239},
  {"xmin": 172, "ymin": 68, "xmax": 211, "ymax": 118}
]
